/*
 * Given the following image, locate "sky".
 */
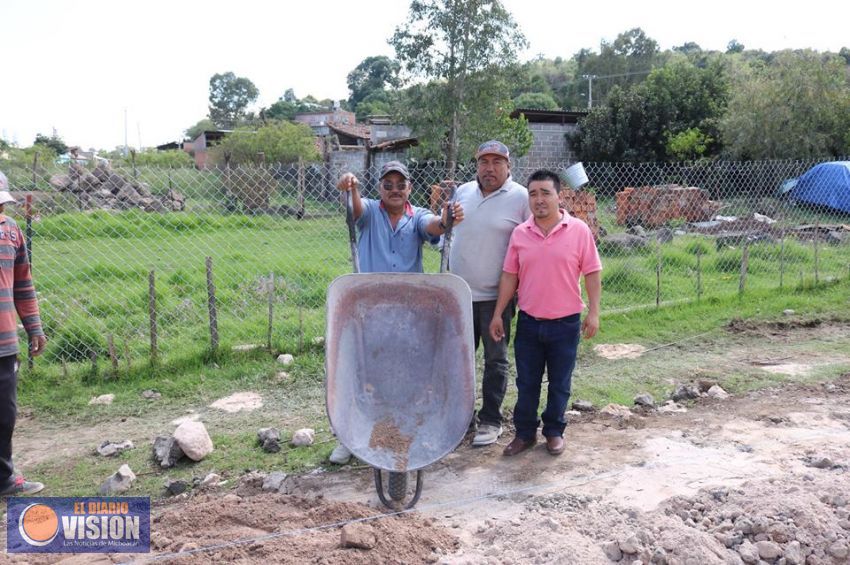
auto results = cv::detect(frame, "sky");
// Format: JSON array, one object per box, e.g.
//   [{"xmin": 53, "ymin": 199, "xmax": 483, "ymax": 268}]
[{"xmin": 2, "ymin": 0, "xmax": 848, "ymax": 151}]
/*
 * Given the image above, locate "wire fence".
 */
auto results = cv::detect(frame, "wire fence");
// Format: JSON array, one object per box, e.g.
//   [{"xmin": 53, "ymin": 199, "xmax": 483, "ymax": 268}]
[{"xmin": 1, "ymin": 156, "xmax": 848, "ymax": 375}]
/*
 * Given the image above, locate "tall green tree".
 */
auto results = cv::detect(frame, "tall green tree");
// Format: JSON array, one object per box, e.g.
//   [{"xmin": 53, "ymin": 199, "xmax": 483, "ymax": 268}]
[
  {"xmin": 390, "ymin": 0, "xmax": 529, "ymax": 173},
  {"xmin": 347, "ymin": 56, "xmax": 401, "ymax": 112},
  {"xmin": 719, "ymin": 50, "xmax": 850, "ymax": 159},
  {"xmin": 573, "ymin": 56, "xmax": 729, "ymax": 161},
  {"xmin": 34, "ymin": 132, "xmax": 68, "ymax": 155},
  {"xmin": 208, "ymin": 120, "xmax": 320, "ymax": 165},
  {"xmin": 208, "ymin": 72, "xmax": 259, "ymax": 128},
  {"xmin": 185, "ymin": 118, "xmax": 217, "ymax": 139}
]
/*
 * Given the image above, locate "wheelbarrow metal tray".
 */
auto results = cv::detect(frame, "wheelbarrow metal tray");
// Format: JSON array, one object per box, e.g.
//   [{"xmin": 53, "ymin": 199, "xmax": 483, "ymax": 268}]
[{"xmin": 326, "ymin": 273, "xmax": 475, "ymax": 472}]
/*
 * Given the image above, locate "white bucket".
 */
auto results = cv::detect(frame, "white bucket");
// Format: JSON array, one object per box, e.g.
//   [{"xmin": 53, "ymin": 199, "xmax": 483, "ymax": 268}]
[{"xmin": 564, "ymin": 162, "xmax": 589, "ymax": 189}]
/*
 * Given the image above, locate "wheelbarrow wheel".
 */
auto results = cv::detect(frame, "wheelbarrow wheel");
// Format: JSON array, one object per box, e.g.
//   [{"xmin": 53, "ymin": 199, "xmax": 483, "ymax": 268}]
[
  {"xmin": 374, "ymin": 469, "xmax": 425, "ymax": 510},
  {"xmin": 388, "ymin": 472, "xmax": 407, "ymax": 502}
]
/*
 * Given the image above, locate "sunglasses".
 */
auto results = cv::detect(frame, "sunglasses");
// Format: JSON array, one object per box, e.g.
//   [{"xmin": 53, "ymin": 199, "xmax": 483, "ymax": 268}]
[{"xmin": 381, "ymin": 181, "xmax": 408, "ymax": 191}]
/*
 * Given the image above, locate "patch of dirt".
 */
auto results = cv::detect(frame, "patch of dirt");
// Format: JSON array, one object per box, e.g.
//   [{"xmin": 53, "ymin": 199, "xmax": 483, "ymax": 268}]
[
  {"xmin": 593, "ymin": 343, "xmax": 647, "ymax": 360},
  {"xmin": 209, "ymin": 391, "xmax": 264, "ymax": 413}
]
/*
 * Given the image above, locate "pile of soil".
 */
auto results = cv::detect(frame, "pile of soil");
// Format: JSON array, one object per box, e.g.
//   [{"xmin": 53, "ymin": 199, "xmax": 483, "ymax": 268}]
[{"xmin": 149, "ymin": 492, "xmax": 457, "ymax": 564}]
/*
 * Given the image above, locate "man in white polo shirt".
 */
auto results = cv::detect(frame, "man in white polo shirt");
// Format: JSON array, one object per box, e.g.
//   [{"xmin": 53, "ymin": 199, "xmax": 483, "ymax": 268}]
[
  {"xmin": 450, "ymin": 140, "xmax": 529, "ymax": 446},
  {"xmin": 489, "ymin": 169, "xmax": 601, "ymax": 457}
]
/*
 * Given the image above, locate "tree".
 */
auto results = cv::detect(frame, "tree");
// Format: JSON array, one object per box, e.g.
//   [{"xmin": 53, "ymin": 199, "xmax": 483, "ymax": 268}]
[
  {"xmin": 573, "ymin": 57, "xmax": 729, "ymax": 161},
  {"xmin": 34, "ymin": 132, "xmax": 68, "ymax": 155},
  {"xmin": 208, "ymin": 120, "xmax": 320, "ymax": 166},
  {"xmin": 208, "ymin": 72, "xmax": 259, "ymax": 128},
  {"xmin": 726, "ymin": 40, "xmax": 745, "ymax": 54},
  {"xmin": 390, "ymin": 0, "xmax": 529, "ymax": 173},
  {"xmin": 185, "ymin": 118, "xmax": 216, "ymax": 140},
  {"xmin": 513, "ymin": 92, "xmax": 559, "ymax": 110},
  {"xmin": 719, "ymin": 50, "xmax": 850, "ymax": 159},
  {"xmin": 347, "ymin": 56, "xmax": 401, "ymax": 109}
]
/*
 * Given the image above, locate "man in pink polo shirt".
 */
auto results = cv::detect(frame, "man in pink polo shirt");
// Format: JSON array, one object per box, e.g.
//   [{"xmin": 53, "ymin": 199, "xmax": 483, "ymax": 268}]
[{"xmin": 489, "ymin": 169, "xmax": 601, "ymax": 457}]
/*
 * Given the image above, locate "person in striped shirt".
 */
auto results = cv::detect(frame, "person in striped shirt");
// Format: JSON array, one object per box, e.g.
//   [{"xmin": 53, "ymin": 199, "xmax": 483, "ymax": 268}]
[{"xmin": 0, "ymin": 170, "xmax": 47, "ymax": 496}]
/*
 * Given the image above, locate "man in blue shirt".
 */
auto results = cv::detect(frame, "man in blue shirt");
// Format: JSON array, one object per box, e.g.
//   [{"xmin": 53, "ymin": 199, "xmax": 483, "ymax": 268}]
[
  {"xmin": 329, "ymin": 160, "xmax": 464, "ymax": 463},
  {"xmin": 337, "ymin": 161, "xmax": 463, "ymax": 272}
]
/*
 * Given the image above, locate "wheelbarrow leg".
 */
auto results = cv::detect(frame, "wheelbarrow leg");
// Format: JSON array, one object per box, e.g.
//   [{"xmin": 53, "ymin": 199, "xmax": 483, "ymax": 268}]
[{"xmin": 374, "ymin": 469, "xmax": 424, "ymax": 510}]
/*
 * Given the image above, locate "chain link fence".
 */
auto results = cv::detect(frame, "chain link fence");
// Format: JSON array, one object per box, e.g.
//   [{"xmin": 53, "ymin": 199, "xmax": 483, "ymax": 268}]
[{"xmin": 1, "ymin": 156, "xmax": 848, "ymax": 374}]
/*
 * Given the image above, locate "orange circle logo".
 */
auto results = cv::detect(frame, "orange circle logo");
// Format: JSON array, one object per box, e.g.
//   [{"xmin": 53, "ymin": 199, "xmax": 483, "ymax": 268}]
[{"xmin": 18, "ymin": 503, "xmax": 59, "ymax": 546}]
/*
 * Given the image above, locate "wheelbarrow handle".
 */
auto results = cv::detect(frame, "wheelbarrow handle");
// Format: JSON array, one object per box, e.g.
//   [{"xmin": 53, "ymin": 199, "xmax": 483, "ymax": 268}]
[
  {"xmin": 439, "ymin": 187, "xmax": 456, "ymax": 274},
  {"xmin": 345, "ymin": 189, "xmax": 361, "ymax": 274}
]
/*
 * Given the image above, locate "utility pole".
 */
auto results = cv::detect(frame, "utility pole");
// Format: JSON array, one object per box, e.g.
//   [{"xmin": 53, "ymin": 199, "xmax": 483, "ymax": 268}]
[
  {"xmin": 124, "ymin": 107, "xmax": 129, "ymax": 156},
  {"xmin": 581, "ymin": 74, "xmax": 597, "ymax": 109}
]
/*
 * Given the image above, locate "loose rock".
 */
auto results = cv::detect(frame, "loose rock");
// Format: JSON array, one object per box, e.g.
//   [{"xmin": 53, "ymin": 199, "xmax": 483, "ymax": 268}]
[
  {"xmin": 291, "ymin": 428, "xmax": 315, "ymax": 447},
  {"xmin": 97, "ymin": 439, "xmax": 134, "ymax": 457},
  {"xmin": 88, "ymin": 394, "xmax": 115, "ymax": 406},
  {"xmin": 258, "ymin": 427, "xmax": 281, "ymax": 453},
  {"xmin": 601, "ymin": 540, "xmax": 623, "ymax": 561},
  {"xmin": 340, "ymin": 523, "xmax": 376, "ymax": 550},
  {"xmin": 572, "ymin": 400, "xmax": 595, "ymax": 412},
  {"xmin": 707, "ymin": 385, "xmax": 730, "ymax": 399},
  {"xmin": 276, "ymin": 354, "xmax": 294, "ymax": 365},
  {"xmin": 262, "ymin": 471, "xmax": 287, "ymax": 492},
  {"xmin": 600, "ymin": 404, "xmax": 632, "ymax": 419},
  {"xmin": 755, "ymin": 540, "xmax": 782, "ymax": 560},
  {"xmin": 164, "ymin": 479, "xmax": 189, "ymax": 496},
  {"xmin": 141, "ymin": 389, "xmax": 161, "ymax": 400},
  {"xmin": 232, "ymin": 344, "xmax": 262, "ymax": 352},
  {"xmin": 173, "ymin": 421, "xmax": 214, "ymax": 461},
  {"xmin": 153, "ymin": 435, "xmax": 185, "ymax": 468},
  {"xmin": 200, "ymin": 473, "xmax": 222, "ymax": 488},
  {"xmin": 634, "ymin": 393, "xmax": 655, "ymax": 407},
  {"xmin": 99, "ymin": 464, "xmax": 136, "ymax": 495},
  {"xmin": 671, "ymin": 383, "xmax": 700, "ymax": 402}
]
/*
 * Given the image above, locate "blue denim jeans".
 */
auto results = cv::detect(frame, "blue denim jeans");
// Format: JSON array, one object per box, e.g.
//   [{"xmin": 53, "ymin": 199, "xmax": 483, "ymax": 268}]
[{"xmin": 512, "ymin": 310, "xmax": 581, "ymax": 440}]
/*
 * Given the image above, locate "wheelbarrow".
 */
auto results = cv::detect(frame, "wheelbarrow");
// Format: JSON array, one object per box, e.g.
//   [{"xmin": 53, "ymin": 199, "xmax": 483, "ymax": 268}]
[{"xmin": 324, "ymin": 189, "xmax": 475, "ymax": 509}]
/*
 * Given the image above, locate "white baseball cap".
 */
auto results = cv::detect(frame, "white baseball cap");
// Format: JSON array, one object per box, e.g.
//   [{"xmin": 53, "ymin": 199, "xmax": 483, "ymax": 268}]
[{"xmin": 0, "ymin": 171, "xmax": 14, "ymax": 205}]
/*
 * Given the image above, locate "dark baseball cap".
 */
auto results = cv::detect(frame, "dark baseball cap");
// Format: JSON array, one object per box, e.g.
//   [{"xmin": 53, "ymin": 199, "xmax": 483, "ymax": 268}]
[
  {"xmin": 476, "ymin": 140, "xmax": 510, "ymax": 160},
  {"xmin": 379, "ymin": 160, "xmax": 411, "ymax": 180}
]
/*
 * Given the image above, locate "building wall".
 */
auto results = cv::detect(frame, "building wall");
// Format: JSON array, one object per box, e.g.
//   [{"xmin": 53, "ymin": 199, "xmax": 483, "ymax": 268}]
[
  {"xmin": 515, "ymin": 122, "xmax": 580, "ymax": 171},
  {"xmin": 294, "ymin": 109, "xmax": 356, "ymax": 128},
  {"xmin": 370, "ymin": 125, "xmax": 412, "ymax": 143}
]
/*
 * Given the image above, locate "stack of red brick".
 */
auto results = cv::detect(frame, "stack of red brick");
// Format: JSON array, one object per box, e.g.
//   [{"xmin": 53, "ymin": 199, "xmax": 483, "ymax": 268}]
[
  {"xmin": 616, "ymin": 185, "xmax": 720, "ymax": 228},
  {"xmin": 560, "ymin": 189, "xmax": 601, "ymax": 239}
]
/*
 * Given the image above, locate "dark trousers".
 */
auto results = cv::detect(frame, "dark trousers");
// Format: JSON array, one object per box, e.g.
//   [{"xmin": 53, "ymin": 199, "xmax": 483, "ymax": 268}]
[
  {"xmin": 472, "ymin": 299, "xmax": 515, "ymax": 427},
  {"xmin": 0, "ymin": 355, "xmax": 18, "ymax": 488},
  {"xmin": 512, "ymin": 311, "xmax": 581, "ymax": 440}
]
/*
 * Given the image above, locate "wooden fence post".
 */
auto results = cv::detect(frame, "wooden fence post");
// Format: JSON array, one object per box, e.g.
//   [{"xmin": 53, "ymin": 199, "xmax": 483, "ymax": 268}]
[
  {"xmin": 206, "ymin": 257, "xmax": 219, "ymax": 351},
  {"xmin": 813, "ymin": 216, "xmax": 820, "ymax": 284},
  {"xmin": 298, "ymin": 158, "xmax": 305, "ymax": 219},
  {"xmin": 149, "ymin": 270, "xmax": 158, "ymax": 365},
  {"xmin": 695, "ymin": 250, "xmax": 702, "ymax": 302},
  {"xmin": 267, "ymin": 272, "xmax": 274, "ymax": 350},
  {"xmin": 108, "ymin": 333, "xmax": 119, "ymax": 377},
  {"xmin": 738, "ymin": 239, "xmax": 750, "ymax": 296},
  {"xmin": 779, "ymin": 227, "xmax": 786, "ymax": 290},
  {"xmin": 655, "ymin": 240, "xmax": 662, "ymax": 308}
]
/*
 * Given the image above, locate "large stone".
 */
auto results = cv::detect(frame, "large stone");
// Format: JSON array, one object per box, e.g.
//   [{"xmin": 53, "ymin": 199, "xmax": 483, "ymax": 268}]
[
  {"xmin": 340, "ymin": 523, "xmax": 376, "ymax": 549},
  {"xmin": 600, "ymin": 404, "xmax": 632, "ymax": 419},
  {"xmin": 634, "ymin": 393, "xmax": 655, "ymax": 407},
  {"xmin": 755, "ymin": 540, "xmax": 782, "ymax": 560},
  {"xmin": 116, "ymin": 183, "xmax": 142, "ymax": 204},
  {"xmin": 572, "ymin": 399, "xmax": 595, "ymax": 412},
  {"xmin": 173, "ymin": 421, "xmax": 214, "ymax": 461},
  {"xmin": 92, "ymin": 164, "xmax": 111, "ymax": 182},
  {"xmin": 290, "ymin": 428, "xmax": 314, "ymax": 447},
  {"xmin": 97, "ymin": 439, "xmax": 134, "ymax": 457},
  {"xmin": 258, "ymin": 427, "xmax": 281, "ymax": 453},
  {"xmin": 262, "ymin": 471, "xmax": 287, "ymax": 492},
  {"xmin": 49, "ymin": 174, "xmax": 72, "ymax": 190},
  {"xmin": 88, "ymin": 394, "xmax": 115, "ymax": 405},
  {"xmin": 276, "ymin": 353, "xmax": 294, "ymax": 366},
  {"xmin": 736, "ymin": 540, "xmax": 759, "ymax": 564},
  {"xmin": 601, "ymin": 540, "xmax": 623, "ymax": 561},
  {"xmin": 600, "ymin": 233, "xmax": 649, "ymax": 252},
  {"xmin": 164, "ymin": 479, "xmax": 189, "ymax": 496},
  {"xmin": 784, "ymin": 541, "xmax": 804, "ymax": 565},
  {"xmin": 153, "ymin": 435, "xmax": 185, "ymax": 468},
  {"xmin": 707, "ymin": 385, "xmax": 730, "ymax": 399},
  {"xmin": 671, "ymin": 383, "xmax": 700, "ymax": 402},
  {"xmin": 99, "ymin": 464, "xmax": 136, "ymax": 495}
]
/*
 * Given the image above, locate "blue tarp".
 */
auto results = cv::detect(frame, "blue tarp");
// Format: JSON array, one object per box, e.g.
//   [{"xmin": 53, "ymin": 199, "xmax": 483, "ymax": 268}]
[{"xmin": 789, "ymin": 161, "xmax": 850, "ymax": 214}]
